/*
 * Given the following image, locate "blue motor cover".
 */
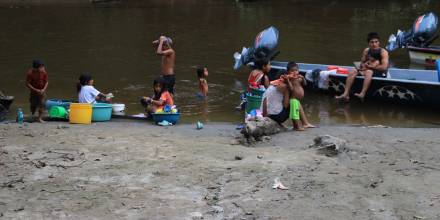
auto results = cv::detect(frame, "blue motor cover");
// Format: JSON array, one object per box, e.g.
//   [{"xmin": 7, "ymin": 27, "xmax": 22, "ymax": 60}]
[
  {"xmin": 412, "ymin": 12, "xmax": 438, "ymax": 45},
  {"xmin": 233, "ymin": 26, "xmax": 279, "ymax": 70},
  {"xmin": 387, "ymin": 12, "xmax": 439, "ymax": 51}
]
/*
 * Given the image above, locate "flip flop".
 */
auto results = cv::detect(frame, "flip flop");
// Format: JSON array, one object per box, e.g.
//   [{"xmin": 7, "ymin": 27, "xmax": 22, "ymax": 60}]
[{"xmin": 158, "ymin": 120, "xmax": 173, "ymax": 126}]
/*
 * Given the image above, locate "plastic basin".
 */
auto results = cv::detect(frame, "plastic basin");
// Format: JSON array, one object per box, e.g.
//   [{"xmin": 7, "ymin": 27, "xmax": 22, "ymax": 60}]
[
  {"xmin": 49, "ymin": 106, "xmax": 67, "ymax": 119},
  {"xmin": 246, "ymin": 94, "xmax": 262, "ymax": 113},
  {"xmin": 112, "ymin": 103, "xmax": 125, "ymax": 113},
  {"xmin": 92, "ymin": 103, "xmax": 112, "ymax": 122},
  {"xmin": 69, "ymin": 103, "xmax": 92, "ymax": 124},
  {"xmin": 151, "ymin": 113, "xmax": 180, "ymax": 124},
  {"xmin": 250, "ymin": 88, "xmax": 265, "ymax": 96},
  {"xmin": 46, "ymin": 99, "xmax": 71, "ymax": 110}
]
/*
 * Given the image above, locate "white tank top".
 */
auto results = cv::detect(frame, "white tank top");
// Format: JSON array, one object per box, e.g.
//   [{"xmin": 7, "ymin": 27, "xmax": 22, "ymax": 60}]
[{"xmin": 260, "ymin": 85, "xmax": 284, "ymax": 115}]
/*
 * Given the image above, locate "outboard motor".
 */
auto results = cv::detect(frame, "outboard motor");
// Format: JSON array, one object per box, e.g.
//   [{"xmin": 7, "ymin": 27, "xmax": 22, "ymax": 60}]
[
  {"xmin": 387, "ymin": 12, "xmax": 438, "ymax": 51},
  {"xmin": 233, "ymin": 26, "xmax": 279, "ymax": 70}
]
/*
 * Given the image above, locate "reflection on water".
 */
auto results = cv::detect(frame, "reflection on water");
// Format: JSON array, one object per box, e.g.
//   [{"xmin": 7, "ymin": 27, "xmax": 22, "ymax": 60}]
[
  {"xmin": 1, "ymin": 0, "xmax": 440, "ymax": 126},
  {"xmin": 303, "ymin": 91, "xmax": 440, "ymax": 127}
]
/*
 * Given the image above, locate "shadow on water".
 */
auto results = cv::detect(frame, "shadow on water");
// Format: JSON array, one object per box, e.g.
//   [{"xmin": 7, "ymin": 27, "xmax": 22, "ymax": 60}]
[{"xmin": 1, "ymin": 0, "xmax": 440, "ymax": 126}]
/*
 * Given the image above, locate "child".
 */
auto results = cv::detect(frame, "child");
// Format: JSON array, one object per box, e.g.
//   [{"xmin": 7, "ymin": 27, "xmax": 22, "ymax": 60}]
[
  {"xmin": 248, "ymin": 58, "xmax": 271, "ymax": 90},
  {"xmin": 285, "ymin": 62, "xmax": 315, "ymax": 130},
  {"xmin": 77, "ymin": 73, "xmax": 112, "ymax": 104},
  {"xmin": 26, "ymin": 59, "xmax": 48, "ymax": 123},
  {"xmin": 358, "ymin": 48, "xmax": 381, "ymax": 72},
  {"xmin": 352, "ymin": 49, "xmax": 382, "ymax": 99},
  {"xmin": 140, "ymin": 77, "xmax": 174, "ymax": 114},
  {"xmin": 197, "ymin": 65, "xmax": 209, "ymax": 98}
]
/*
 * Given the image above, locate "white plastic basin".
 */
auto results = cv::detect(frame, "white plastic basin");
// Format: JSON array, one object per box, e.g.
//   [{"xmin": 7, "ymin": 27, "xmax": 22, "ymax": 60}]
[{"xmin": 112, "ymin": 103, "xmax": 125, "ymax": 113}]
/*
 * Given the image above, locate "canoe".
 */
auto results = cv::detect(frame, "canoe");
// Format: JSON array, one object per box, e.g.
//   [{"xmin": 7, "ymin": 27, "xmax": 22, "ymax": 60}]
[
  {"xmin": 0, "ymin": 95, "xmax": 14, "ymax": 110},
  {"xmin": 407, "ymin": 46, "xmax": 440, "ymax": 66},
  {"xmin": 270, "ymin": 61, "xmax": 440, "ymax": 108}
]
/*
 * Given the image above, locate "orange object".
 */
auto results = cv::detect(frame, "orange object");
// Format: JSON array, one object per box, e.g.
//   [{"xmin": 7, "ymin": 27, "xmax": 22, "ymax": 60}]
[
  {"xmin": 328, "ymin": 65, "xmax": 349, "ymax": 74},
  {"xmin": 327, "ymin": 65, "xmax": 338, "ymax": 70},
  {"xmin": 337, "ymin": 68, "xmax": 349, "ymax": 74}
]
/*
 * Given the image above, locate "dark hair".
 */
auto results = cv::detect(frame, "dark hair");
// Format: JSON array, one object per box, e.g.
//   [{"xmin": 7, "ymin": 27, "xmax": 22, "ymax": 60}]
[
  {"xmin": 369, "ymin": 48, "xmax": 382, "ymax": 60},
  {"xmin": 196, "ymin": 65, "xmax": 205, "ymax": 78},
  {"xmin": 275, "ymin": 70, "xmax": 287, "ymax": 80},
  {"xmin": 153, "ymin": 77, "xmax": 166, "ymax": 100},
  {"xmin": 32, "ymin": 59, "xmax": 44, "ymax": 69},
  {"xmin": 367, "ymin": 32, "xmax": 380, "ymax": 43},
  {"xmin": 77, "ymin": 73, "xmax": 93, "ymax": 93},
  {"xmin": 286, "ymin": 61, "xmax": 298, "ymax": 71},
  {"xmin": 254, "ymin": 58, "xmax": 270, "ymax": 70}
]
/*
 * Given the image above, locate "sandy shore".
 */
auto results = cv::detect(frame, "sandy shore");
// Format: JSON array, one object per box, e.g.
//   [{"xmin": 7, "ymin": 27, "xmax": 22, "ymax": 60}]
[{"xmin": 0, "ymin": 120, "xmax": 440, "ymax": 219}]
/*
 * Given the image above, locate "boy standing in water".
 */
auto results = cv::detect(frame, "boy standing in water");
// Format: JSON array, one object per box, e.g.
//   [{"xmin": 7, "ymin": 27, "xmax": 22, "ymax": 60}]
[
  {"xmin": 197, "ymin": 65, "xmax": 209, "ymax": 98},
  {"xmin": 285, "ymin": 61, "xmax": 315, "ymax": 130},
  {"xmin": 26, "ymin": 59, "xmax": 48, "ymax": 123},
  {"xmin": 153, "ymin": 36, "xmax": 176, "ymax": 95}
]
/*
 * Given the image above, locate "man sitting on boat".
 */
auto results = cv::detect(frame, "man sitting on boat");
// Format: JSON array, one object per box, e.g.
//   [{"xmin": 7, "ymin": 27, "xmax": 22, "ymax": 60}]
[{"xmin": 335, "ymin": 32, "xmax": 389, "ymax": 101}]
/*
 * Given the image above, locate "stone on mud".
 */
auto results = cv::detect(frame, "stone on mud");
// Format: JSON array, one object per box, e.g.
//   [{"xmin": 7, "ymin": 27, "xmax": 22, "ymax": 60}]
[
  {"xmin": 310, "ymin": 135, "xmax": 347, "ymax": 156},
  {"xmin": 241, "ymin": 117, "xmax": 283, "ymax": 141}
]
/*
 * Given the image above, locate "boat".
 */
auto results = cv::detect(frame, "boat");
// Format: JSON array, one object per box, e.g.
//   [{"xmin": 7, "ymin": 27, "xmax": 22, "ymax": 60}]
[
  {"xmin": 407, "ymin": 45, "xmax": 440, "ymax": 66},
  {"xmin": 270, "ymin": 61, "xmax": 440, "ymax": 108},
  {"xmin": 0, "ymin": 96, "xmax": 13, "ymax": 110},
  {"xmin": 387, "ymin": 12, "xmax": 440, "ymax": 66},
  {"xmin": 0, "ymin": 92, "xmax": 14, "ymax": 122},
  {"xmin": 0, "ymin": 96, "xmax": 14, "ymax": 122}
]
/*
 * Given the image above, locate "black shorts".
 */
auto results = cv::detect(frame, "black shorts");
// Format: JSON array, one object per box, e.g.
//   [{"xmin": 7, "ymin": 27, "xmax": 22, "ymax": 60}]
[
  {"xmin": 373, "ymin": 70, "xmax": 387, "ymax": 78},
  {"xmin": 161, "ymin": 74, "xmax": 176, "ymax": 94},
  {"xmin": 29, "ymin": 93, "xmax": 45, "ymax": 114},
  {"xmin": 268, "ymin": 107, "xmax": 290, "ymax": 124}
]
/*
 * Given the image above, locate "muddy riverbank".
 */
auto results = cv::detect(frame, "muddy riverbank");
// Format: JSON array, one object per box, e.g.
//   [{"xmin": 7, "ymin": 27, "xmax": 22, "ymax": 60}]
[{"xmin": 1, "ymin": 121, "xmax": 439, "ymax": 219}]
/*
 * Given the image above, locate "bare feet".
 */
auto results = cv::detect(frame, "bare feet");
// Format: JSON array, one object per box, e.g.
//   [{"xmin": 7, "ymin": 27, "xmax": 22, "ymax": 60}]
[
  {"xmin": 303, "ymin": 123, "xmax": 316, "ymax": 128},
  {"xmin": 335, "ymin": 94, "xmax": 349, "ymax": 102},
  {"xmin": 279, "ymin": 123, "xmax": 289, "ymax": 131},
  {"xmin": 293, "ymin": 127, "xmax": 305, "ymax": 131},
  {"xmin": 354, "ymin": 93, "xmax": 365, "ymax": 102},
  {"xmin": 38, "ymin": 118, "xmax": 46, "ymax": 123}
]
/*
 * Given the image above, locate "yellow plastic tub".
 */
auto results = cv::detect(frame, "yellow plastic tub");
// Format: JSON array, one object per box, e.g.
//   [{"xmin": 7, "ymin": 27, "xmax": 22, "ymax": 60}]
[{"xmin": 69, "ymin": 103, "xmax": 92, "ymax": 124}]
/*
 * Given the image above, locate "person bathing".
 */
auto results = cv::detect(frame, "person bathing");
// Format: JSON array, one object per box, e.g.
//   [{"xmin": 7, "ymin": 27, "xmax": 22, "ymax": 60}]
[
  {"xmin": 153, "ymin": 36, "xmax": 176, "ymax": 95},
  {"xmin": 197, "ymin": 65, "xmax": 209, "ymax": 98}
]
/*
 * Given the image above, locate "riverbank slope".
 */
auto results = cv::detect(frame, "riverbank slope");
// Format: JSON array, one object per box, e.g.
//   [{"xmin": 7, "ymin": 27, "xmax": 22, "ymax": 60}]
[{"xmin": 1, "ymin": 121, "xmax": 439, "ymax": 219}]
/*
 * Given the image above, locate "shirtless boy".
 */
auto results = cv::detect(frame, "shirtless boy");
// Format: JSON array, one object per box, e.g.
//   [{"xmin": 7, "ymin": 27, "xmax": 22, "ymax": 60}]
[
  {"xmin": 153, "ymin": 36, "xmax": 176, "ymax": 95},
  {"xmin": 285, "ymin": 62, "xmax": 315, "ymax": 130}
]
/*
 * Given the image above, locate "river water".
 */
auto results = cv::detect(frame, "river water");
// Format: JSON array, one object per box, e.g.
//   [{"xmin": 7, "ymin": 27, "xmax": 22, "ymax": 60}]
[{"xmin": 1, "ymin": 0, "xmax": 440, "ymax": 126}]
